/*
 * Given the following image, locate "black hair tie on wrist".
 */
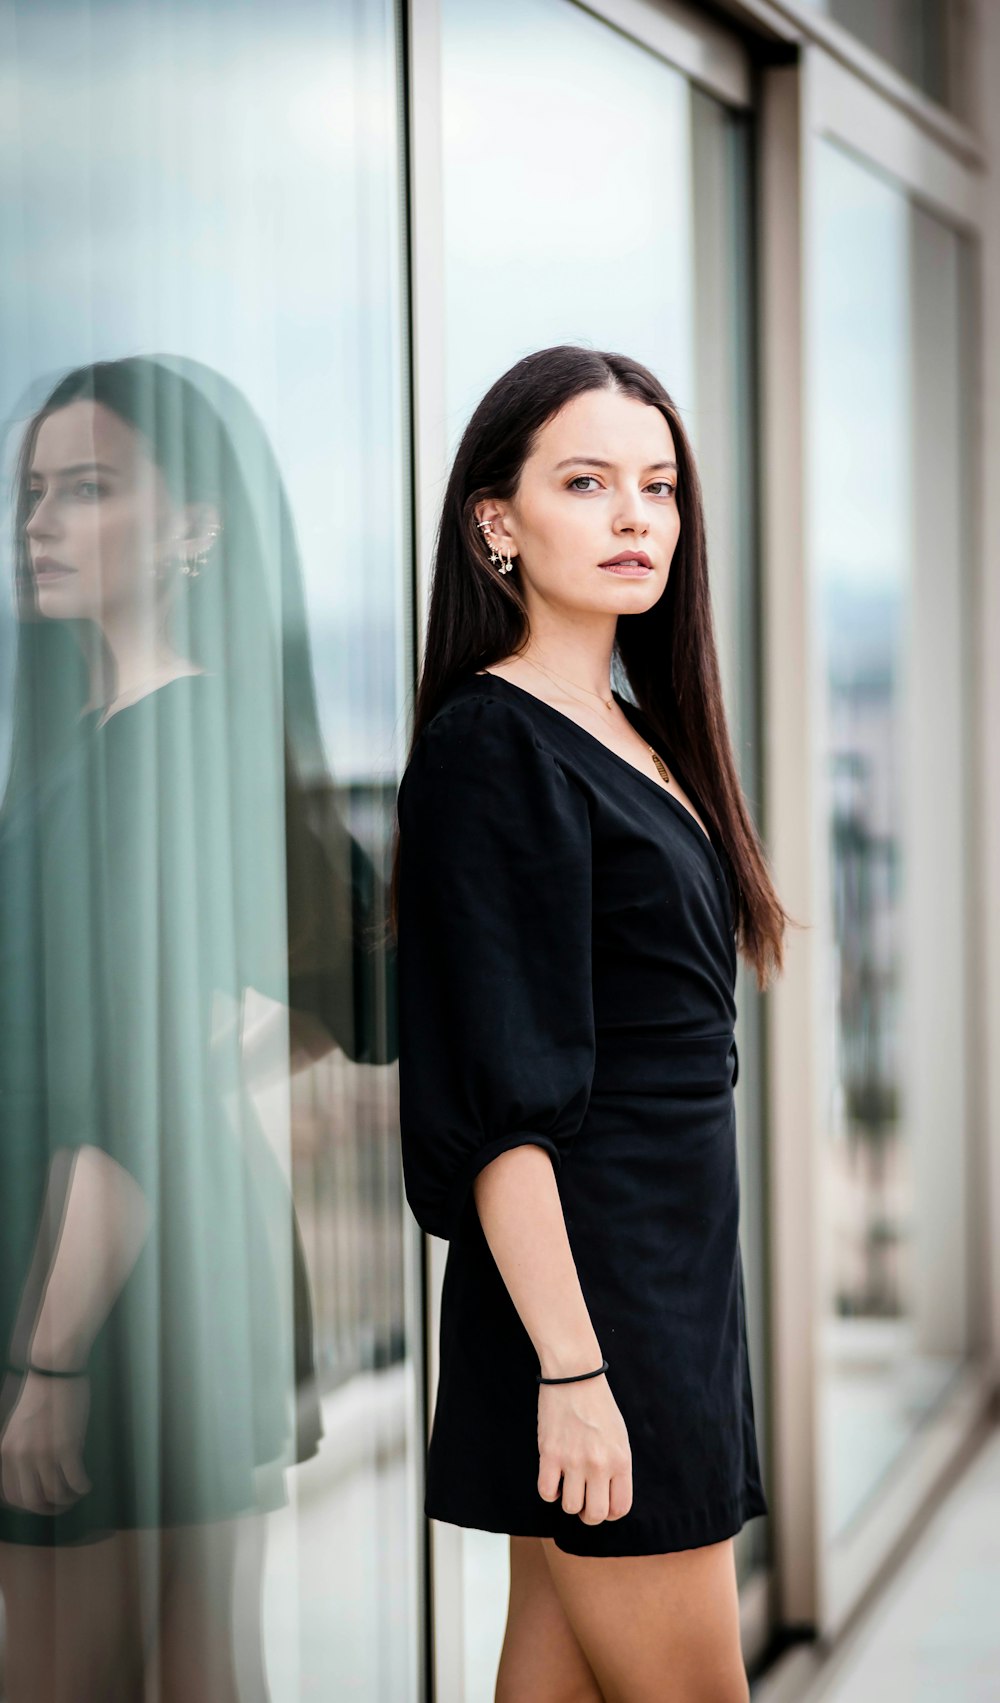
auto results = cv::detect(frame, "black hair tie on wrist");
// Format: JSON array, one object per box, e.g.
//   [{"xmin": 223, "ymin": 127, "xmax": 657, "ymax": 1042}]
[
  {"xmin": 8, "ymin": 1361, "xmax": 88, "ymax": 1379},
  {"xmin": 537, "ymin": 1358, "xmax": 609, "ymax": 1386}
]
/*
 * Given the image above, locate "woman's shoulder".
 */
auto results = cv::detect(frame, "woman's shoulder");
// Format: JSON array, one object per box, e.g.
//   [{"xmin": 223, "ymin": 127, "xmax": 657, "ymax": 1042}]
[
  {"xmin": 399, "ymin": 673, "xmax": 580, "ymax": 815},
  {"xmin": 410, "ymin": 673, "xmax": 547, "ymax": 762}
]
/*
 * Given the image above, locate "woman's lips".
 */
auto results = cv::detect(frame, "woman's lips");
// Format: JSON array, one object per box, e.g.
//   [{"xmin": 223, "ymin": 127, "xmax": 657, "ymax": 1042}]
[
  {"xmin": 599, "ymin": 563, "xmax": 652, "ymax": 577},
  {"xmin": 32, "ymin": 559, "xmax": 75, "ymax": 580}
]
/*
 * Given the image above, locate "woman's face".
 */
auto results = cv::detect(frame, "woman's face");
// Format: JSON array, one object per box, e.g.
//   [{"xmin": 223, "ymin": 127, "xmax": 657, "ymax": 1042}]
[
  {"xmin": 481, "ymin": 387, "xmax": 682, "ymax": 619},
  {"xmin": 23, "ymin": 398, "xmax": 183, "ymax": 624}
]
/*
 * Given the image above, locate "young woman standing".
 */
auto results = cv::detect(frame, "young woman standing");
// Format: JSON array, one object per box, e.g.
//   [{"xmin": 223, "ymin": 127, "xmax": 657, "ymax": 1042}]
[{"xmin": 391, "ymin": 346, "xmax": 790, "ymax": 1702}]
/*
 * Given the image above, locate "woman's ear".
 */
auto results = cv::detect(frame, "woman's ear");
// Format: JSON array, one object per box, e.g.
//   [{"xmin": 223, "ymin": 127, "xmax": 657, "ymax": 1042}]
[
  {"xmin": 183, "ymin": 501, "xmax": 223, "ymax": 559},
  {"xmin": 171, "ymin": 502, "xmax": 223, "ymax": 577},
  {"xmin": 473, "ymin": 501, "xmax": 516, "ymax": 550}
]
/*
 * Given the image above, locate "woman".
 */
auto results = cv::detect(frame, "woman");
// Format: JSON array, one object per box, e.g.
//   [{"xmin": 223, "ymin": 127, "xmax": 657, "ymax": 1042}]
[
  {"xmin": 392, "ymin": 346, "xmax": 792, "ymax": 1702},
  {"xmin": 0, "ymin": 355, "xmax": 387, "ymax": 1700}
]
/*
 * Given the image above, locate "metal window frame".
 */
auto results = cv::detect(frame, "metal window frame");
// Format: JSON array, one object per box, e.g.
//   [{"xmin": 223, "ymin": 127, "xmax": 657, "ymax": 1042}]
[
  {"xmin": 405, "ymin": 0, "xmax": 1000, "ymax": 1692},
  {"xmin": 757, "ymin": 9, "xmax": 998, "ymax": 1657},
  {"xmin": 405, "ymin": 4, "xmax": 761, "ymax": 1695},
  {"xmin": 712, "ymin": 0, "xmax": 983, "ymax": 156}
]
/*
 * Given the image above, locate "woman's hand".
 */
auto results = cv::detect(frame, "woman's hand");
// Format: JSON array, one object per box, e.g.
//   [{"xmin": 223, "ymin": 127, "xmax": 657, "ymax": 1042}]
[
  {"xmin": 0, "ymin": 1370, "xmax": 92, "ymax": 1515},
  {"xmin": 537, "ymin": 1374, "xmax": 633, "ymax": 1525}
]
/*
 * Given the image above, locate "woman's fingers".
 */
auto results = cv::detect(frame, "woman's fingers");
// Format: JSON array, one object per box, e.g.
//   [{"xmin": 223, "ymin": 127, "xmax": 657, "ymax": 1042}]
[
  {"xmin": 559, "ymin": 1468, "xmax": 586, "ymax": 1518},
  {"xmin": 37, "ymin": 1454, "xmax": 72, "ymax": 1511},
  {"xmin": 579, "ymin": 1474, "xmax": 610, "ymax": 1525},
  {"xmin": 1, "ymin": 1437, "xmax": 89, "ymax": 1513},
  {"xmin": 538, "ymin": 1457, "xmax": 563, "ymax": 1502},
  {"xmin": 607, "ymin": 1470, "xmax": 633, "ymax": 1521},
  {"xmin": 61, "ymin": 1448, "xmax": 92, "ymax": 1498},
  {"xmin": 539, "ymin": 1458, "xmax": 633, "ymax": 1524},
  {"xmin": 18, "ymin": 1462, "xmax": 46, "ymax": 1515},
  {"xmin": 0, "ymin": 1449, "xmax": 15, "ymax": 1509}
]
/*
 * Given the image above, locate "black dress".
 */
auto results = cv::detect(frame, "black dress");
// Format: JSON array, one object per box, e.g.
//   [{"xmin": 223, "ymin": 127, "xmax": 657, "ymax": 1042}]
[
  {"xmin": 396, "ymin": 670, "xmax": 768, "ymax": 1558},
  {"xmin": 0, "ymin": 674, "xmax": 317, "ymax": 1544}
]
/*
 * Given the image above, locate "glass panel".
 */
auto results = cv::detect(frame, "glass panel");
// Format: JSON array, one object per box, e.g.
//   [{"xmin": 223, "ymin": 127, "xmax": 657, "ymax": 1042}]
[
  {"xmin": 809, "ymin": 138, "xmax": 973, "ymax": 1541},
  {"xmin": 797, "ymin": 0, "xmax": 951, "ymax": 105},
  {"xmin": 0, "ymin": 2, "xmax": 419, "ymax": 1697},
  {"xmin": 439, "ymin": 1, "xmax": 764, "ymax": 1689}
]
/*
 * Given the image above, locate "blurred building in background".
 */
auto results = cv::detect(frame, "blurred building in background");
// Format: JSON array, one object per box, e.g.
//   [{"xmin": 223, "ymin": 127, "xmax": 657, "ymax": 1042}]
[{"xmin": 1, "ymin": 0, "xmax": 999, "ymax": 1698}]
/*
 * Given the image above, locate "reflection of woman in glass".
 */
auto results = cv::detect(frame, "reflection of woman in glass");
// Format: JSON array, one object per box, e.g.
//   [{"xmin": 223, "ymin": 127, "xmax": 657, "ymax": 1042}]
[
  {"xmin": 0, "ymin": 356, "xmax": 385, "ymax": 1700},
  {"xmin": 393, "ymin": 347, "xmax": 791, "ymax": 1700}
]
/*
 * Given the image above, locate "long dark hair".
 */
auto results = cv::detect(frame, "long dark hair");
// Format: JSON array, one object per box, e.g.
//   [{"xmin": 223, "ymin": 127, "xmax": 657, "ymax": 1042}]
[{"xmin": 390, "ymin": 344, "xmax": 794, "ymax": 991}]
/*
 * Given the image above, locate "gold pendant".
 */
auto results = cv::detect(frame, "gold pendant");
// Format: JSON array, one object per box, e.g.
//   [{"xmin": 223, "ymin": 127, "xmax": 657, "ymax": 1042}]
[{"xmin": 649, "ymin": 747, "xmax": 671, "ymax": 785}]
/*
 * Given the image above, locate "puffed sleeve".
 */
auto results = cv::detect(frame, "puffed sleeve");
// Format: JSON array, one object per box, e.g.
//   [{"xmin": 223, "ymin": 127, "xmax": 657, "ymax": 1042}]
[{"xmin": 395, "ymin": 692, "xmax": 595, "ymax": 1240}]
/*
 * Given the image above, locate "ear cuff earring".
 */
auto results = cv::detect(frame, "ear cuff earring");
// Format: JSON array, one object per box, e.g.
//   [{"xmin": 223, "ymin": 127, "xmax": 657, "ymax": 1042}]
[
  {"xmin": 152, "ymin": 525, "xmax": 222, "ymax": 580},
  {"xmin": 182, "ymin": 524, "xmax": 221, "ymax": 578},
  {"xmin": 476, "ymin": 520, "xmax": 515, "ymax": 575}
]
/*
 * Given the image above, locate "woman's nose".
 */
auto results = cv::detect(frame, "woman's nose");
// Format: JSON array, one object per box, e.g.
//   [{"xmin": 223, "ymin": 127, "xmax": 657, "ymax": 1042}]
[
  {"xmin": 25, "ymin": 499, "xmax": 56, "ymax": 539},
  {"xmin": 614, "ymin": 489, "xmax": 649, "ymax": 531},
  {"xmin": 617, "ymin": 507, "xmax": 648, "ymax": 534}
]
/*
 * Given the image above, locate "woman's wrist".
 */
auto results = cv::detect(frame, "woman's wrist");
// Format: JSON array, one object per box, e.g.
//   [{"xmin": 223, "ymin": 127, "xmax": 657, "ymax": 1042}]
[
  {"xmin": 9, "ymin": 1359, "xmax": 89, "ymax": 1378},
  {"xmin": 536, "ymin": 1336, "xmax": 604, "ymax": 1381},
  {"xmin": 538, "ymin": 1358, "xmax": 608, "ymax": 1386}
]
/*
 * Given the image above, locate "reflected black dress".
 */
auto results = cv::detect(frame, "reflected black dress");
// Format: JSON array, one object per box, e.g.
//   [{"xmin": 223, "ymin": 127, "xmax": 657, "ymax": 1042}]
[
  {"xmin": 396, "ymin": 671, "xmax": 768, "ymax": 1557},
  {"xmin": 0, "ymin": 675, "xmax": 316, "ymax": 1545}
]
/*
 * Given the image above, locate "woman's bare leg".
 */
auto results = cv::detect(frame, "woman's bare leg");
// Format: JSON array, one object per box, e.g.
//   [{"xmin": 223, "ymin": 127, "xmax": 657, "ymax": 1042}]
[
  {"xmin": 148, "ymin": 1513, "xmax": 270, "ymax": 1703},
  {"xmin": 540, "ymin": 1535, "xmax": 750, "ymax": 1703},
  {"xmin": 0, "ymin": 1534, "xmax": 146, "ymax": 1702},
  {"xmin": 495, "ymin": 1535, "xmax": 604, "ymax": 1703}
]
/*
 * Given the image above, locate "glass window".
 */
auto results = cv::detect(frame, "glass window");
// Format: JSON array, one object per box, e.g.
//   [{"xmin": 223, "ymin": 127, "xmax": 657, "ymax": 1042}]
[
  {"xmin": 797, "ymin": 0, "xmax": 951, "ymax": 106},
  {"xmin": 439, "ymin": 0, "xmax": 764, "ymax": 1689},
  {"xmin": 0, "ymin": 2, "xmax": 418, "ymax": 1697},
  {"xmin": 808, "ymin": 137, "xmax": 974, "ymax": 1541}
]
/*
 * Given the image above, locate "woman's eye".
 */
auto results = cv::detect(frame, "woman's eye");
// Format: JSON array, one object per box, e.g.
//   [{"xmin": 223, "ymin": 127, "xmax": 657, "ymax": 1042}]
[
  {"xmin": 567, "ymin": 475, "xmax": 676, "ymax": 496},
  {"xmin": 74, "ymin": 481, "xmax": 102, "ymax": 499}
]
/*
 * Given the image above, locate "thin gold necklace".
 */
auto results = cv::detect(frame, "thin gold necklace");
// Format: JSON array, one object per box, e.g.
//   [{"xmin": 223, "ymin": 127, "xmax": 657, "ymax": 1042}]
[
  {"xmin": 522, "ymin": 655, "xmax": 671, "ymax": 783},
  {"xmin": 523, "ymin": 653, "xmax": 614, "ymax": 710}
]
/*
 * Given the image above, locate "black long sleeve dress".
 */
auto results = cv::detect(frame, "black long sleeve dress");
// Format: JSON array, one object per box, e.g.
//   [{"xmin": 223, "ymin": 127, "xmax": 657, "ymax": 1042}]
[
  {"xmin": 0, "ymin": 671, "xmax": 383, "ymax": 1543},
  {"xmin": 396, "ymin": 670, "xmax": 768, "ymax": 1558}
]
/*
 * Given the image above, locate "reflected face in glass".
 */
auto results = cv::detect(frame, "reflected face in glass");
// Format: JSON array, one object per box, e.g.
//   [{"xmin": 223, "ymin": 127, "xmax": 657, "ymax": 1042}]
[
  {"xmin": 502, "ymin": 387, "xmax": 680, "ymax": 617},
  {"xmin": 24, "ymin": 399, "xmax": 179, "ymax": 623}
]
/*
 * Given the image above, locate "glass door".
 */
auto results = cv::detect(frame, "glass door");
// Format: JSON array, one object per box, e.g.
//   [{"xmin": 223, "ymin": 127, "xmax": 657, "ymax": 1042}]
[
  {"xmin": 808, "ymin": 135, "xmax": 976, "ymax": 1544},
  {"xmin": 0, "ymin": 2, "xmax": 420, "ymax": 1696},
  {"xmin": 430, "ymin": 0, "xmax": 765, "ymax": 1690}
]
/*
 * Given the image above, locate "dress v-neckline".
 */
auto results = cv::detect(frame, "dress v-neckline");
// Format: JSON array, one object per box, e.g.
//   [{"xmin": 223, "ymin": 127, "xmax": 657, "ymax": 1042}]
[
  {"xmin": 471, "ymin": 670, "xmax": 716, "ymax": 854},
  {"xmin": 80, "ymin": 670, "xmax": 216, "ymax": 730}
]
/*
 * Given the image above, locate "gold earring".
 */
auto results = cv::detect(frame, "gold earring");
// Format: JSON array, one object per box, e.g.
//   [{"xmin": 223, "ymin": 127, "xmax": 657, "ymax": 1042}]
[
  {"xmin": 476, "ymin": 520, "xmax": 515, "ymax": 574},
  {"xmin": 476, "ymin": 519, "xmax": 497, "ymax": 562},
  {"xmin": 181, "ymin": 525, "xmax": 221, "ymax": 578}
]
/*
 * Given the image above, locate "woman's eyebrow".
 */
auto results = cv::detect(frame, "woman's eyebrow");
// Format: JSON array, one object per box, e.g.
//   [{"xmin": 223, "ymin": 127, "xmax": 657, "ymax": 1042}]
[
  {"xmin": 28, "ymin": 461, "xmax": 119, "ymax": 479},
  {"xmin": 553, "ymin": 456, "xmax": 678, "ymax": 472}
]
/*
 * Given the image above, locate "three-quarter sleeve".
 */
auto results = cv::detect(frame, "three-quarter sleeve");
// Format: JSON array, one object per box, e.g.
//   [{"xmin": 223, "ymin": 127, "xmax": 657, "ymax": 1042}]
[{"xmin": 396, "ymin": 692, "xmax": 595, "ymax": 1241}]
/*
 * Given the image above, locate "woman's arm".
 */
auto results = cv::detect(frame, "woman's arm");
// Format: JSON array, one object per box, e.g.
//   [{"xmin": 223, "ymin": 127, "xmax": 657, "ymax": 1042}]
[
  {"xmin": 473, "ymin": 1144, "xmax": 633, "ymax": 1527},
  {"xmin": 14, "ymin": 1145, "xmax": 151, "ymax": 1373},
  {"xmin": 0, "ymin": 1147, "xmax": 151, "ymax": 1515},
  {"xmin": 397, "ymin": 700, "xmax": 628, "ymax": 1521},
  {"xmin": 396, "ymin": 700, "xmax": 598, "ymax": 1241}
]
